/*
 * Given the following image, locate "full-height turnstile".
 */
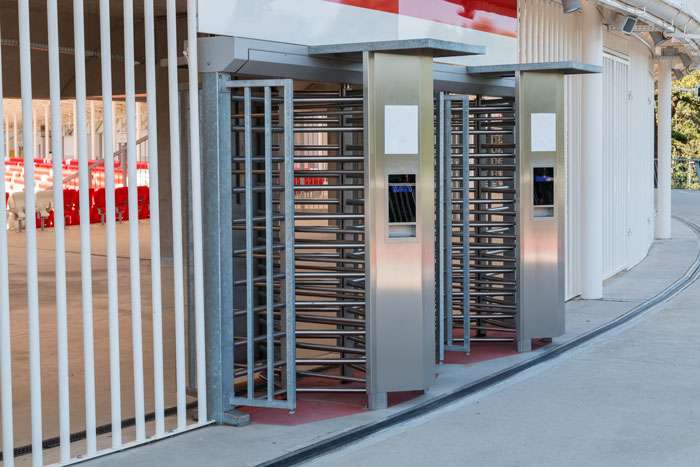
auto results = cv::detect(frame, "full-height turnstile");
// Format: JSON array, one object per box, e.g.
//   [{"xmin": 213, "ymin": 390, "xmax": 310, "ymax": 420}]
[
  {"xmin": 437, "ymin": 94, "xmax": 517, "ymax": 357},
  {"xmin": 200, "ymin": 39, "xmax": 592, "ymax": 422}
]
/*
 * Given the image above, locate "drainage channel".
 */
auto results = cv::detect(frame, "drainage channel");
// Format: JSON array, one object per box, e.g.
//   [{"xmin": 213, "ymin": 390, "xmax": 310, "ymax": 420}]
[{"xmin": 259, "ymin": 215, "xmax": 700, "ymax": 467}]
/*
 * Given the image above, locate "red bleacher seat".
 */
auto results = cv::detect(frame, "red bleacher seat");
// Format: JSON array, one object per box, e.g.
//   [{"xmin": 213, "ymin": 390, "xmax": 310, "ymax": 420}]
[
  {"xmin": 114, "ymin": 186, "xmax": 129, "ymax": 221},
  {"xmin": 91, "ymin": 187, "xmax": 106, "ymax": 224},
  {"xmin": 137, "ymin": 186, "xmax": 150, "ymax": 220},
  {"xmin": 63, "ymin": 189, "xmax": 81, "ymax": 226}
]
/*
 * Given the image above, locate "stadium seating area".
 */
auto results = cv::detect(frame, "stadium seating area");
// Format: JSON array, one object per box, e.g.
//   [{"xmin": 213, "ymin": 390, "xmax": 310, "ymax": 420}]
[
  {"xmin": 3, "ymin": 157, "xmax": 333, "ymax": 231},
  {"xmin": 3, "ymin": 157, "xmax": 149, "ymax": 193},
  {"xmin": 3, "ymin": 157, "xmax": 151, "ymax": 231}
]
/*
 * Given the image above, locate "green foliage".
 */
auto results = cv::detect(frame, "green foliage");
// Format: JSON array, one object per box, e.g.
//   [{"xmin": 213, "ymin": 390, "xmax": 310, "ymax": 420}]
[{"xmin": 672, "ymin": 70, "xmax": 700, "ymax": 189}]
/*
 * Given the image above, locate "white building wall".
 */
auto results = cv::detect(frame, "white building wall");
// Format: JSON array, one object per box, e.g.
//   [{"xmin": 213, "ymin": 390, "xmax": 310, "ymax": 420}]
[
  {"xmin": 519, "ymin": 0, "xmax": 655, "ymax": 297},
  {"xmin": 602, "ymin": 52, "xmax": 630, "ymax": 278},
  {"xmin": 603, "ymin": 34, "xmax": 656, "ymax": 273}
]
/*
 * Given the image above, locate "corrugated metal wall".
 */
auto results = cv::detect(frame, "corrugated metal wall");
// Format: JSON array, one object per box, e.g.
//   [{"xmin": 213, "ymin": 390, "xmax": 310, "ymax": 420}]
[
  {"xmin": 622, "ymin": 41, "xmax": 656, "ymax": 268},
  {"xmin": 519, "ymin": 0, "xmax": 583, "ymax": 299},
  {"xmin": 519, "ymin": 0, "xmax": 655, "ymax": 298},
  {"xmin": 602, "ymin": 53, "xmax": 630, "ymax": 278}
]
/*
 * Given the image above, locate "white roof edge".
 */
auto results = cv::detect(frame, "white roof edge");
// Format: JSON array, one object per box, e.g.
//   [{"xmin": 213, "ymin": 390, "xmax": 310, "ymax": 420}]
[{"xmin": 598, "ymin": 0, "xmax": 700, "ymax": 64}]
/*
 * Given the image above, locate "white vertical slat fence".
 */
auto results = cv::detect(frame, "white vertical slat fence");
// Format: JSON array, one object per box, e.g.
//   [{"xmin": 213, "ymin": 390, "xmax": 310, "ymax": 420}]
[
  {"xmin": 0, "ymin": 22, "xmax": 16, "ymax": 467},
  {"xmin": 187, "ymin": 0, "xmax": 209, "ymax": 423},
  {"xmin": 144, "ymin": 0, "xmax": 167, "ymax": 438},
  {"xmin": 165, "ymin": 0, "xmax": 188, "ymax": 431},
  {"xmin": 0, "ymin": 1, "xmax": 210, "ymax": 465},
  {"xmin": 17, "ymin": 3, "xmax": 45, "ymax": 467},
  {"xmin": 73, "ymin": 0, "xmax": 99, "ymax": 456},
  {"xmin": 46, "ymin": 0, "xmax": 71, "ymax": 462}
]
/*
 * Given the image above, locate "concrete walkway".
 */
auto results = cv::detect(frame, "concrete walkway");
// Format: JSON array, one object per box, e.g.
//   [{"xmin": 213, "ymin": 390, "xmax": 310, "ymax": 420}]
[
  {"xmin": 306, "ymin": 190, "xmax": 700, "ymax": 467},
  {"xmin": 80, "ymin": 191, "xmax": 700, "ymax": 467}
]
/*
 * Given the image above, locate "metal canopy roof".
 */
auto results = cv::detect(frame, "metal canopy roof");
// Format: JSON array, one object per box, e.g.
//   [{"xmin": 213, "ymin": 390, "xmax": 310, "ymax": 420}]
[
  {"xmin": 466, "ymin": 61, "xmax": 602, "ymax": 78},
  {"xmin": 308, "ymin": 38, "xmax": 486, "ymax": 60}
]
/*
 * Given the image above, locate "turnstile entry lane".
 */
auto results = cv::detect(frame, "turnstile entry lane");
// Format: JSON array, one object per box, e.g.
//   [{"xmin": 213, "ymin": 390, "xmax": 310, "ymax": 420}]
[
  {"xmin": 469, "ymin": 96, "xmax": 518, "ymax": 345},
  {"xmin": 437, "ymin": 94, "xmax": 517, "ymax": 358},
  {"xmin": 292, "ymin": 87, "xmax": 368, "ymax": 395}
]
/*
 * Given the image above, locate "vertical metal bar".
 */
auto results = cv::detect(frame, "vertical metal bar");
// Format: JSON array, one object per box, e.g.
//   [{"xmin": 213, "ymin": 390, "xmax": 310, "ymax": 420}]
[
  {"xmin": 461, "ymin": 97, "xmax": 470, "ymax": 354},
  {"xmin": 0, "ymin": 21, "xmax": 15, "ymax": 467},
  {"xmin": 99, "ymin": 0, "xmax": 123, "ymax": 448},
  {"xmin": 123, "ymin": 0, "xmax": 146, "ymax": 442},
  {"xmin": 244, "ymin": 87, "xmax": 254, "ymax": 399},
  {"xmin": 283, "ymin": 82, "xmax": 296, "ymax": 410},
  {"xmin": 43, "ymin": 104, "xmax": 49, "ymax": 160},
  {"xmin": 437, "ymin": 92, "xmax": 445, "ymax": 363},
  {"xmin": 186, "ymin": 0, "xmax": 208, "ymax": 422},
  {"xmin": 166, "ymin": 0, "xmax": 188, "ymax": 429},
  {"xmin": 32, "ymin": 109, "xmax": 37, "ymax": 158},
  {"xmin": 47, "ymin": 0, "xmax": 70, "ymax": 460},
  {"xmin": 12, "ymin": 111, "xmax": 18, "ymax": 157},
  {"xmin": 18, "ymin": 1, "xmax": 44, "ymax": 464},
  {"xmin": 264, "ymin": 87, "xmax": 274, "ymax": 401},
  {"xmin": 73, "ymin": 0, "xmax": 97, "ymax": 453},
  {"xmin": 90, "ymin": 100, "xmax": 96, "ymax": 160},
  {"xmin": 445, "ymin": 98, "xmax": 454, "ymax": 349},
  {"xmin": 3, "ymin": 109, "xmax": 8, "ymax": 156},
  {"xmin": 72, "ymin": 101, "xmax": 77, "ymax": 160},
  {"xmin": 136, "ymin": 103, "xmax": 142, "ymax": 162},
  {"xmin": 144, "ymin": 0, "xmax": 165, "ymax": 436}
]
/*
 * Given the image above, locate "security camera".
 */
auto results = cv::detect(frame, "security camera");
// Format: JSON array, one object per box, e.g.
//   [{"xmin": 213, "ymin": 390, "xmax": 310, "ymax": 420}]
[
  {"xmin": 613, "ymin": 14, "xmax": 638, "ymax": 34},
  {"xmin": 561, "ymin": 0, "xmax": 582, "ymax": 14}
]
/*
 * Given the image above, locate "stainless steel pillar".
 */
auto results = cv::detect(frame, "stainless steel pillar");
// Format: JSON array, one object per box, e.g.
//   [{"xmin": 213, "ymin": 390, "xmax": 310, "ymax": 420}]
[
  {"xmin": 364, "ymin": 52, "xmax": 436, "ymax": 408},
  {"xmin": 516, "ymin": 71, "xmax": 566, "ymax": 351}
]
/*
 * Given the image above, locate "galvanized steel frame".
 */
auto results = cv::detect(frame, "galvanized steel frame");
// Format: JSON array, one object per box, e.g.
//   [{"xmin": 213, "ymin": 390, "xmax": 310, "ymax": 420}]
[
  {"xmin": 226, "ymin": 79, "xmax": 297, "ymax": 411},
  {"xmin": 438, "ymin": 93, "xmax": 471, "ymax": 356}
]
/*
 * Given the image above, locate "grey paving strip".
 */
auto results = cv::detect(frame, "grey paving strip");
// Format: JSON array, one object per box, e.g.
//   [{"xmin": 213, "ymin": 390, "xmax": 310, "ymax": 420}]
[{"xmin": 259, "ymin": 214, "xmax": 700, "ymax": 467}]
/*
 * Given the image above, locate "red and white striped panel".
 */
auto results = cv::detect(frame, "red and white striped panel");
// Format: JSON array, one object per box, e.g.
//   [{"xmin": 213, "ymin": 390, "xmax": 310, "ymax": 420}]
[{"xmin": 323, "ymin": 0, "xmax": 516, "ymax": 37}]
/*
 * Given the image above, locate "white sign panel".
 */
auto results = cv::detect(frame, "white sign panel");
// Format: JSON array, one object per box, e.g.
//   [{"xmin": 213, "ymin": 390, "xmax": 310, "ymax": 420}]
[
  {"xmin": 385, "ymin": 105, "xmax": 419, "ymax": 155},
  {"xmin": 530, "ymin": 113, "xmax": 557, "ymax": 152}
]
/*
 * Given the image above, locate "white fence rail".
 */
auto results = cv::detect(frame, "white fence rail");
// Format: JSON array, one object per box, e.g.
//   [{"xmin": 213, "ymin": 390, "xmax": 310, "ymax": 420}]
[{"xmin": 0, "ymin": 0, "xmax": 208, "ymax": 465}]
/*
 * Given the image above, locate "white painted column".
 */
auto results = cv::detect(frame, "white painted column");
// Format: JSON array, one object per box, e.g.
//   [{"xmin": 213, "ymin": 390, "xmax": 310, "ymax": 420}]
[
  {"xmin": 580, "ymin": 0, "xmax": 604, "ymax": 299},
  {"xmin": 655, "ymin": 57, "xmax": 673, "ymax": 239}
]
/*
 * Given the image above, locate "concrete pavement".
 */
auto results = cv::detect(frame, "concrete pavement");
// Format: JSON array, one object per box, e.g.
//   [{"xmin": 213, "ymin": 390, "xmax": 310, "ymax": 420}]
[
  {"xmin": 306, "ymin": 190, "xmax": 700, "ymax": 467},
  {"xmin": 76, "ymin": 191, "xmax": 700, "ymax": 467}
]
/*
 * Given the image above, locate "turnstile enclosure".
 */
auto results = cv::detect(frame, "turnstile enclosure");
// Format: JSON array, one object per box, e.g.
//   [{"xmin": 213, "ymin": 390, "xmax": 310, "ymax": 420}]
[{"xmin": 204, "ymin": 75, "xmax": 521, "ymax": 414}]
